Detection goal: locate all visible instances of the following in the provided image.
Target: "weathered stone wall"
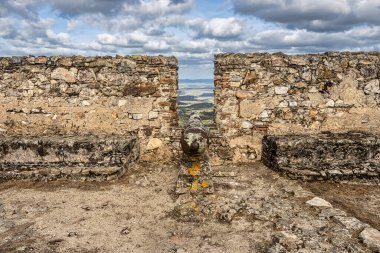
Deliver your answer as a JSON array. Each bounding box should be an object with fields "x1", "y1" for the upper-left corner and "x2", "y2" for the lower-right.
[
  {"x1": 0, "y1": 136, "x2": 139, "y2": 181},
  {"x1": 262, "y1": 132, "x2": 380, "y2": 180},
  {"x1": 0, "y1": 55, "x2": 179, "y2": 161},
  {"x1": 214, "y1": 52, "x2": 380, "y2": 163}
]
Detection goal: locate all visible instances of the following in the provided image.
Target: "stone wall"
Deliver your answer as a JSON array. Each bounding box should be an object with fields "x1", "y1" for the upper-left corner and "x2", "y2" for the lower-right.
[
  {"x1": 0, "y1": 56, "x2": 179, "y2": 161},
  {"x1": 262, "y1": 132, "x2": 380, "y2": 180},
  {"x1": 0, "y1": 136, "x2": 139, "y2": 181},
  {"x1": 214, "y1": 52, "x2": 380, "y2": 163}
]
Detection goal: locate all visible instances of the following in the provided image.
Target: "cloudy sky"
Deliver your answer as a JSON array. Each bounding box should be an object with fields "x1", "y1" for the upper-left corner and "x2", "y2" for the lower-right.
[{"x1": 1, "y1": 0, "x2": 380, "y2": 78}]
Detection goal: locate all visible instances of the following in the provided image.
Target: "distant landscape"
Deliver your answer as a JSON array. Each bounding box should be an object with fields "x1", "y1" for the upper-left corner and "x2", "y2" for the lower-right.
[{"x1": 178, "y1": 79, "x2": 214, "y2": 127}]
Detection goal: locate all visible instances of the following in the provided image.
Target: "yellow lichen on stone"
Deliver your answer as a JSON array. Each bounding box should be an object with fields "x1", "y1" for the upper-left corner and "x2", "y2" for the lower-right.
[
  {"x1": 189, "y1": 201, "x2": 197, "y2": 209},
  {"x1": 192, "y1": 162, "x2": 201, "y2": 171},
  {"x1": 201, "y1": 181, "x2": 209, "y2": 188},
  {"x1": 188, "y1": 160, "x2": 201, "y2": 176},
  {"x1": 188, "y1": 168, "x2": 198, "y2": 176},
  {"x1": 190, "y1": 180, "x2": 199, "y2": 192}
]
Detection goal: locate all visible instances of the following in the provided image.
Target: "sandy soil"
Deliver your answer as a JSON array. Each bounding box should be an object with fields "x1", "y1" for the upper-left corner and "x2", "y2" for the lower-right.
[
  {"x1": 302, "y1": 181, "x2": 380, "y2": 230},
  {"x1": 0, "y1": 162, "x2": 378, "y2": 253}
]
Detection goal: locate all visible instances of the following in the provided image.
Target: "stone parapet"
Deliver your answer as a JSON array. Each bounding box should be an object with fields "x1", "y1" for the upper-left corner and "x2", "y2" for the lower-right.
[
  {"x1": 214, "y1": 52, "x2": 380, "y2": 163},
  {"x1": 0, "y1": 55, "x2": 179, "y2": 161}
]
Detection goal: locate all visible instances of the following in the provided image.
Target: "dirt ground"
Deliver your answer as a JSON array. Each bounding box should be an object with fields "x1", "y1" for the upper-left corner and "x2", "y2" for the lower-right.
[
  {"x1": 0, "y1": 162, "x2": 379, "y2": 253},
  {"x1": 302, "y1": 181, "x2": 380, "y2": 231}
]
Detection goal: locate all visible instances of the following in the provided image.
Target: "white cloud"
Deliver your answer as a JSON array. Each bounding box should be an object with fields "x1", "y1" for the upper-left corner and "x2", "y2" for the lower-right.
[
  {"x1": 0, "y1": 17, "x2": 15, "y2": 37},
  {"x1": 123, "y1": 0, "x2": 194, "y2": 17},
  {"x1": 49, "y1": 0, "x2": 134, "y2": 17},
  {"x1": 97, "y1": 33, "x2": 119, "y2": 45},
  {"x1": 46, "y1": 30, "x2": 71, "y2": 44},
  {"x1": 177, "y1": 39, "x2": 217, "y2": 53},
  {"x1": 188, "y1": 17, "x2": 244, "y2": 39},
  {"x1": 250, "y1": 26, "x2": 380, "y2": 52},
  {"x1": 17, "y1": 18, "x2": 54, "y2": 40},
  {"x1": 67, "y1": 19, "x2": 80, "y2": 31},
  {"x1": 232, "y1": 0, "x2": 380, "y2": 31},
  {"x1": 145, "y1": 40, "x2": 170, "y2": 51}
]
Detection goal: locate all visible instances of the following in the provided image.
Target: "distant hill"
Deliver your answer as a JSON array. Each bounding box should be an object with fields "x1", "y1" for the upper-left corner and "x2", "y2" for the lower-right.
[
  {"x1": 177, "y1": 79, "x2": 215, "y2": 127},
  {"x1": 179, "y1": 79, "x2": 213, "y2": 83}
]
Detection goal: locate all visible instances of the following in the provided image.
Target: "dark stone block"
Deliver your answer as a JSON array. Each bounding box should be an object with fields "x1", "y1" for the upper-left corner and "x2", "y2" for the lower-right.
[
  {"x1": 262, "y1": 132, "x2": 380, "y2": 181},
  {"x1": 0, "y1": 136, "x2": 139, "y2": 181}
]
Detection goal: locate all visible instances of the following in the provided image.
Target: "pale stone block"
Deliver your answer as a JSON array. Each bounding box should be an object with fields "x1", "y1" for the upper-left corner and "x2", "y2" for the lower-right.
[
  {"x1": 278, "y1": 101, "x2": 289, "y2": 108},
  {"x1": 132, "y1": 113, "x2": 143, "y2": 120},
  {"x1": 241, "y1": 121, "x2": 253, "y2": 129},
  {"x1": 364, "y1": 79, "x2": 380, "y2": 95},
  {"x1": 359, "y1": 227, "x2": 380, "y2": 252},
  {"x1": 306, "y1": 197, "x2": 332, "y2": 208},
  {"x1": 325, "y1": 99, "x2": 335, "y2": 107},
  {"x1": 51, "y1": 67, "x2": 76, "y2": 83},
  {"x1": 146, "y1": 138, "x2": 163, "y2": 150},
  {"x1": 118, "y1": 100, "x2": 127, "y2": 107},
  {"x1": 274, "y1": 86, "x2": 289, "y2": 95},
  {"x1": 148, "y1": 111, "x2": 159, "y2": 119},
  {"x1": 239, "y1": 100, "x2": 266, "y2": 118},
  {"x1": 82, "y1": 100, "x2": 90, "y2": 106}
]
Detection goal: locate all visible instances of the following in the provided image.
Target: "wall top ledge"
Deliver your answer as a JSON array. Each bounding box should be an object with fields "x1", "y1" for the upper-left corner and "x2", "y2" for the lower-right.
[
  {"x1": 0, "y1": 55, "x2": 178, "y2": 67},
  {"x1": 215, "y1": 51, "x2": 380, "y2": 59}
]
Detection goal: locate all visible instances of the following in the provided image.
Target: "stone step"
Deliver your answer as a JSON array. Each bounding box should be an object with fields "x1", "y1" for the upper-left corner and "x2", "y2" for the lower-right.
[{"x1": 0, "y1": 136, "x2": 139, "y2": 181}]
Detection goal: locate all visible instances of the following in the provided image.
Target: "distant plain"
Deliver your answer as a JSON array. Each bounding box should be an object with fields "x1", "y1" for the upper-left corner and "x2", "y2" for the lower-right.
[{"x1": 178, "y1": 79, "x2": 214, "y2": 127}]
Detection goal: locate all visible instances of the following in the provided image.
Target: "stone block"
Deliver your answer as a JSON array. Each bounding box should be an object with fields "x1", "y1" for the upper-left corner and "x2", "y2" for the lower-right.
[
  {"x1": 241, "y1": 120, "x2": 253, "y2": 129},
  {"x1": 306, "y1": 197, "x2": 332, "y2": 208},
  {"x1": 132, "y1": 113, "x2": 143, "y2": 120},
  {"x1": 262, "y1": 132, "x2": 380, "y2": 180},
  {"x1": 148, "y1": 111, "x2": 159, "y2": 119},
  {"x1": 274, "y1": 86, "x2": 289, "y2": 95},
  {"x1": 146, "y1": 138, "x2": 163, "y2": 150},
  {"x1": 0, "y1": 136, "x2": 139, "y2": 181},
  {"x1": 359, "y1": 227, "x2": 380, "y2": 252},
  {"x1": 239, "y1": 100, "x2": 266, "y2": 118},
  {"x1": 51, "y1": 67, "x2": 76, "y2": 83},
  {"x1": 364, "y1": 79, "x2": 380, "y2": 95}
]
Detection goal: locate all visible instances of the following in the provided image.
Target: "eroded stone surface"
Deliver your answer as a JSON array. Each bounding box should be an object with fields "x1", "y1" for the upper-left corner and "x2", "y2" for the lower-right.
[
  {"x1": 262, "y1": 132, "x2": 380, "y2": 180},
  {"x1": 0, "y1": 136, "x2": 139, "y2": 181},
  {"x1": 175, "y1": 113, "x2": 214, "y2": 221},
  {"x1": 0, "y1": 55, "x2": 179, "y2": 162},
  {"x1": 214, "y1": 52, "x2": 380, "y2": 164},
  {"x1": 360, "y1": 227, "x2": 380, "y2": 252},
  {"x1": 306, "y1": 197, "x2": 333, "y2": 208},
  {"x1": 146, "y1": 138, "x2": 163, "y2": 150}
]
